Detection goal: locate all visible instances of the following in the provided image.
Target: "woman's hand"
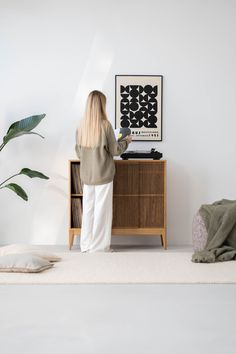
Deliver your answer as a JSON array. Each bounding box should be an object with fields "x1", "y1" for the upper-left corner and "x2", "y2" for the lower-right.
[{"x1": 125, "y1": 135, "x2": 132, "y2": 144}]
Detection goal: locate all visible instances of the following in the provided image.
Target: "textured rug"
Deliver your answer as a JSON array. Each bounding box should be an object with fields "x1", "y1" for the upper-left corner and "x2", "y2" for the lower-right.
[{"x1": 0, "y1": 249, "x2": 236, "y2": 284}]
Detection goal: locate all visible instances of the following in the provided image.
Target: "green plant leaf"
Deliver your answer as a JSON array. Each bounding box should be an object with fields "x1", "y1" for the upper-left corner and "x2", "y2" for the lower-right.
[
  {"x1": 4, "y1": 183, "x2": 28, "y2": 201},
  {"x1": 3, "y1": 114, "x2": 46, "y2": 145},
  {"x1": 20, "y1": 168, "x2": 49, "y2": 179}
]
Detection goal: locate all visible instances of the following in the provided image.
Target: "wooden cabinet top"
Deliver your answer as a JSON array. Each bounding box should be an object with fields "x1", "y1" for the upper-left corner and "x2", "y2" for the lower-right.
[{"x1": 69, "y1": 159, "x2": 166, "y2": 163}]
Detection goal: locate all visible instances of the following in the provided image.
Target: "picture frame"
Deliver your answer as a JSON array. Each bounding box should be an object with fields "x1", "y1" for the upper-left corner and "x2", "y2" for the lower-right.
[{"x1": 115, "y1": 75, "x2": 163, "y2": 141}]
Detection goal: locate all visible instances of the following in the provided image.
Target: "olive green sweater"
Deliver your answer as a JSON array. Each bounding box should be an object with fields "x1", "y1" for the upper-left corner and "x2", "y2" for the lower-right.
[{"x1": 75, "y1": 121, "x2": 129, "y2": 185}]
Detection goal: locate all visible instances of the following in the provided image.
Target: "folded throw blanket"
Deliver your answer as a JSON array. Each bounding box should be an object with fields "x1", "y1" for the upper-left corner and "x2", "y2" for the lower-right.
[{"x1": 192, "y1": 199, "x2": 236, "y2": 263}]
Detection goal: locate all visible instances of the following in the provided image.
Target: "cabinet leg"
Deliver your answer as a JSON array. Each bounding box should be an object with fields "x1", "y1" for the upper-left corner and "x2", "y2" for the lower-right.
[
  {"x1": 161, "y1": 231, "x2": 167, "y2": 250},
  {"x1": 160, "y1": 234, "x2": 164, "y2": 247},
  {"x1": 69, "y1": 231, "x2": 74, "y2": 250}
]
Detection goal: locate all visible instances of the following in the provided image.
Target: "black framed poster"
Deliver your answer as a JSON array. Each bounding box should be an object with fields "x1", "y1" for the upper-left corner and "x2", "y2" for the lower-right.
[{"x1": 115, "y1": 75, "x2": 163, "y2": 141}]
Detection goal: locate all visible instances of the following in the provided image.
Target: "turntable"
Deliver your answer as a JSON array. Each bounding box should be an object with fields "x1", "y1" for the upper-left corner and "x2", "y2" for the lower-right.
[{"x1": 120, "y1": 148, "x2": 163, "y2": 160}]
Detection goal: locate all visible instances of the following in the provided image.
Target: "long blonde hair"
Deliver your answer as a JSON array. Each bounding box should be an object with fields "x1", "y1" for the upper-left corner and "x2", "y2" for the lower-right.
[{"x1": 76, "y1": 90, "x2": 109, "y2": 148}]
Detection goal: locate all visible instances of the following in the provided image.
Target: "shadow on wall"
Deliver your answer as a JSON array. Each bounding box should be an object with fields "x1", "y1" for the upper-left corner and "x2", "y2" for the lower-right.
[
  {"x1": 167, "y1": 159, "x2": 210, "y2": 246},
  {"x1": 163, "y1": 159, "x2": 191, "y2": 247}
]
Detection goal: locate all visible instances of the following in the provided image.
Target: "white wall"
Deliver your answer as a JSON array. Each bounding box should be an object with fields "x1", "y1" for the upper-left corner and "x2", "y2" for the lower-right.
[{"x1": 0, "y1": 0, "x2": 236, "y2": 246}]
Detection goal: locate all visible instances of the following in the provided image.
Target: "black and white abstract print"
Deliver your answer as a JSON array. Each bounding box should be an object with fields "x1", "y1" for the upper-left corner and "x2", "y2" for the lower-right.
[
  {"x1": 120, "y1": 84, "x2": 158, "y2": 128},
  {"x1": 115, "y1": 76, "x2": 163, "y2": 141}
]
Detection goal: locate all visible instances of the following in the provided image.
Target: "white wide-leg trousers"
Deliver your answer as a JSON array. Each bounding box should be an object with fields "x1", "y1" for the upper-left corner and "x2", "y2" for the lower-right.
[{"x1": 80, "y1": 180, "x2": 113, "y2": 252}]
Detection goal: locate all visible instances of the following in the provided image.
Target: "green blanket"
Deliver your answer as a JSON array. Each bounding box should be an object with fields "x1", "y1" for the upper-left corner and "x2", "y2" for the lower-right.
[{"x1": 192, "y1": 199, "x2": 236, "y2": 263}]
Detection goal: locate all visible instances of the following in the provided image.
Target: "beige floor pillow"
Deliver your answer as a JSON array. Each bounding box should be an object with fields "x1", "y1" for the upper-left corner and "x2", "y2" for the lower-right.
[
  {"x1": 0, "y1": 253, "x2": 54, "y2": 273},
  {"x1": 0, "y1": 244, "x2": 61, "y2": 262}
]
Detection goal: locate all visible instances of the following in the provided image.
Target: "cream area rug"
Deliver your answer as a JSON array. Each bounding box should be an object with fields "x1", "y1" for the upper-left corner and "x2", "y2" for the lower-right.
[{"x1": 0, "y1": 246, "x2": 236, "y2": 284}]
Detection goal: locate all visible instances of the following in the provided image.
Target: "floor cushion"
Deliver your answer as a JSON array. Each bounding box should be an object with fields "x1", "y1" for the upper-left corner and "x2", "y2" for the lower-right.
[
  {"x1": 0, "y1": 244, "x2": 61, "y2": 262},
  {"x1": 0, "y1": 253, "x2": 54, "y2": 273}
]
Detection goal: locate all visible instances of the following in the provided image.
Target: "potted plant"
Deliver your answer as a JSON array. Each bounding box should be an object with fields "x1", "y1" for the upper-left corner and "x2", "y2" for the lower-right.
[{"x1": 0, "y1": 114, "x2": 49, "y2": 200}]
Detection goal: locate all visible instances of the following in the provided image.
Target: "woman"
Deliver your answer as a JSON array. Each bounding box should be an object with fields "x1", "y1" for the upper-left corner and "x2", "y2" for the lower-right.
[{"x1": 75, "y1": 90, "x2": 132, "y2": 252}]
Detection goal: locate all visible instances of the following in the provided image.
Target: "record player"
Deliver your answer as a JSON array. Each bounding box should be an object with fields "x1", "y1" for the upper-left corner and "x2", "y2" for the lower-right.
[{"x1": 120, "y1": 148, "x2": 163, "y2": 160}]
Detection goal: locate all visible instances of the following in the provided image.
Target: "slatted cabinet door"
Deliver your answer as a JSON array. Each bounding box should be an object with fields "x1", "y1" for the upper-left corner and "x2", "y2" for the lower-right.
[
  {"x1": 139, "y1": 161, "x2": 165, "y2": 228},
  {"x1": 112, "y1": 160, "x2": 167, "y2": 249},
  {"x1": 113, "y1": 162, "x2": 139, "y2": 227}
]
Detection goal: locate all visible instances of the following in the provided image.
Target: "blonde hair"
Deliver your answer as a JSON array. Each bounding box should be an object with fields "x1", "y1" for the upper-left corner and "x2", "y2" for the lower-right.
[{"x1": 76, "y1": 90, "x2": 109, "y2": 148}]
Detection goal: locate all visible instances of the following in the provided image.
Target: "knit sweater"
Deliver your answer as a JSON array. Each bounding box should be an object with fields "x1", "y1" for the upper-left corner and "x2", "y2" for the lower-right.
[{"x1": 75, "y1": 121, "x2": 129, "y2": 185}]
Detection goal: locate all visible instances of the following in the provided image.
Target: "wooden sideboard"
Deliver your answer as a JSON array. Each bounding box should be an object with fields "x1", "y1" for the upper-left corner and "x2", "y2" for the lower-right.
[{"x1": 69, "y1": 159, "x2": 167, "y2": 250}]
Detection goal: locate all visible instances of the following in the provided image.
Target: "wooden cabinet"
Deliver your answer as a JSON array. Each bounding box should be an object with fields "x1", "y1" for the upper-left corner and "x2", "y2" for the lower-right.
[{"x1": 68, "y1": 159, "x2": 167, "y2": 249}]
